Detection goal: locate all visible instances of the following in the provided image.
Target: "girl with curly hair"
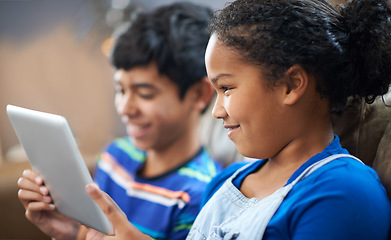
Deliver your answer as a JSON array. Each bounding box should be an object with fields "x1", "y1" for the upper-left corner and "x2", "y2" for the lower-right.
[{"x1": 86, "y1": 0, "x2": 391, "y2": 239}]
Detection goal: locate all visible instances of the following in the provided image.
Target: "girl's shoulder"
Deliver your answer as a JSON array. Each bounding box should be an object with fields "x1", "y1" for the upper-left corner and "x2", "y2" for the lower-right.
[
  {"x1": 308, "y1": 156, "x2": 383, "y2": 190},
  {"x1": 288, "y1": 156, "x2": 390, "y2": 220},
  {"x1": 272, "y1": 157, "x2": 391, "y2": 239}
]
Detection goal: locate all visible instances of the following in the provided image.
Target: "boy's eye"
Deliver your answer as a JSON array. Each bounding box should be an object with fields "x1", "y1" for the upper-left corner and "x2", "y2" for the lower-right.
[
  {"x1": 114, "y1": 87, "x2": 125, "y2": 95},
  {"x1": 137, "y1": 89, "x2": 157, "y2": 99},
  {"x1": 139, "y1": 94, "x2": 155, "y2": 99}
]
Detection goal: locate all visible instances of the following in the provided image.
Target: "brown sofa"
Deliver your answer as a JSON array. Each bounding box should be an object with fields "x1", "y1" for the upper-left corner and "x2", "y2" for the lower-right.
[{"x1": 332, "y1": 93, "x2": 391, "y2": 199}]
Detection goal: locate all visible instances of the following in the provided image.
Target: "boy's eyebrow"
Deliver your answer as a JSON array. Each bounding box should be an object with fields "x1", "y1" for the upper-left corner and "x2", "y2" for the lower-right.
[
  {"x1": 210, "y1": 74, "x2": 231, "y2": 84},
  {"x1": 130, "y1": 83, "x2": 157, "y2": 89},
  {"x1": 113, "y1": 79, "x2": 157, "y2": 89}
]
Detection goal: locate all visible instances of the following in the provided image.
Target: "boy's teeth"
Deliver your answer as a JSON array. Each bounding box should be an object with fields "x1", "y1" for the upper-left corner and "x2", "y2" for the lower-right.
[{"x1": 131, "y1": 125, "x2": 144, "y2": 131}]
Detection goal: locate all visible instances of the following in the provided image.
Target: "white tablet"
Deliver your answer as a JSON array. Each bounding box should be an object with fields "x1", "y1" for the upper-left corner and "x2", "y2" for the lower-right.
[{"x1": 6, "y1": 105, "x2": 113, "y2": 235}]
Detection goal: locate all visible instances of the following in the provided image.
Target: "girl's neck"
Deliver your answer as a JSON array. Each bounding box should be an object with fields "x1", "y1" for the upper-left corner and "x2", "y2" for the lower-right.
[
  {"x1": 269, "y1": 87, "x2": 335, "y2": 168},
  {"x1": 270, "y1": 127, "x2": 334, "y2": 167},
  {"x1": 241, "y1": 128, "x2": 334, "y2": 200}
]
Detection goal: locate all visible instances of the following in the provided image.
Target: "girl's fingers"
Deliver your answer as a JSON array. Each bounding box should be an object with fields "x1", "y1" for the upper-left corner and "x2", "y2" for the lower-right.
[
  {"x1": 18, "y1": 171, "x2": 53, "y2": 213},
  {"x1": 18, "y1": 188, "x2": 52, "y2": 204},
  {"x1": 86, "y1": 184, "x2": 152, "y2": 240},
  {"x1": 86, "y1": 184, "x2": 125, "y2": 232},
  {"x1": 85, "y1": 228, "x2": 106, "y2": 240},
  {"x1": 26, "y1": 201, "x2": 56, "y2": 212},
  {"x1": 22, "y1": 169, "x2": 44, "y2": 185},
  {"x1": 17, "y1": 173, "x2": 52, "y2": 209},
  {"x1": 17, "y1": 176, "x2": 49, "y2": 195}
]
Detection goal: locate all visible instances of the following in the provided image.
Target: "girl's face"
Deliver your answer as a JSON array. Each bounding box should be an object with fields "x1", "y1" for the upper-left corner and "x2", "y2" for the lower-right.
[{"x1": 205, "y1": 35, "x2": 290, "y2": 159}]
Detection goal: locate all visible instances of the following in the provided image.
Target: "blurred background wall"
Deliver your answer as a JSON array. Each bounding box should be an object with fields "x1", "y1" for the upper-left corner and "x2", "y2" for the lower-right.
[
  {"x1": 0, "y1": 0, "x2": 345, "y2": 239},
  {"x1": 0, "y1": 0, "x2": 230, "y2": 166}
]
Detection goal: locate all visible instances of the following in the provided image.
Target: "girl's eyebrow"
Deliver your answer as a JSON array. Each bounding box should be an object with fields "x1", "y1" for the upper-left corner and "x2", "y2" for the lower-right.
[{"x1": 210, "y1": 74, "x2": 231, "y2": 84}]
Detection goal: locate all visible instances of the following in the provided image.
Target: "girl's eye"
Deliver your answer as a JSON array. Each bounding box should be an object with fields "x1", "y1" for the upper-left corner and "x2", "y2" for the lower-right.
[{"x1": 220, "y1": 86, "x2": 232, "y2": 93}]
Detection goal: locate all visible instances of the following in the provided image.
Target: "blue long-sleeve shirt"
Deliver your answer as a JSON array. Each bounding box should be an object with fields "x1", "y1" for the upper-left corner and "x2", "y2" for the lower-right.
[{"x1": 199, "y1": 136, "x2": 391, "y2": 239}]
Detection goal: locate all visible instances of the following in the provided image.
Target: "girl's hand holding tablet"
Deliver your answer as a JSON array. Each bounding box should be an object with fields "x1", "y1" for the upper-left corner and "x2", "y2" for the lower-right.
[
  {"x1": 85, "y1": 184, "x2": 151, "y2": 240},
  {"x1": 18, "y1": 170, "x2": 80, "y2": 240}
]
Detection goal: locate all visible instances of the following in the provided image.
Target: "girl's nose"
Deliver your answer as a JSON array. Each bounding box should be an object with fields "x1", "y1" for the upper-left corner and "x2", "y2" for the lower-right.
[{"x1": 212, "y1": 95, "x2": 227, "y2": 119}]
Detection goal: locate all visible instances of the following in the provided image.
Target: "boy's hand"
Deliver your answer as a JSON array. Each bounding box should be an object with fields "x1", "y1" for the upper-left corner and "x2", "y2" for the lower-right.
[
  {"x1": 17, "y1": 169, "x2": 80, "y2": 240},
  {"x1": 86, "y1": 184, "x2": 152, "y2": 240}
]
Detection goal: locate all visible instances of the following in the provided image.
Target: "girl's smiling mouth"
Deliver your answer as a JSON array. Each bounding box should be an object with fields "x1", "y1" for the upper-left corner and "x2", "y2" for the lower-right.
[{"x1": 224, "y1": 124, "x2": 240, "y2": 138}]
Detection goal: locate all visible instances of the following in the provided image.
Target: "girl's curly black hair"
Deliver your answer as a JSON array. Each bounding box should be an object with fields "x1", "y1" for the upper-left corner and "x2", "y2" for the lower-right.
[{"x1": 208, "y1": 0, "x2": 391, "y2": 112}]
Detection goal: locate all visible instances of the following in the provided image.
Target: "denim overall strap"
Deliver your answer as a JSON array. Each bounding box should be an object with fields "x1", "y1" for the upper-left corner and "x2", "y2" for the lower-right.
[
  {"x1": 289, "y1": 154, "x2": 363, "y2": 186},
  {"x1": 187, "y1": 154, "x2": 363, "y2": 240}
]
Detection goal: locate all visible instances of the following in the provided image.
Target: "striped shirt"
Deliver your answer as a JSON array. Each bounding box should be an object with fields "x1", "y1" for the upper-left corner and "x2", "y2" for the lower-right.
[{"x1": 93, "y1": 137, "x2": 222, "y2": 240}]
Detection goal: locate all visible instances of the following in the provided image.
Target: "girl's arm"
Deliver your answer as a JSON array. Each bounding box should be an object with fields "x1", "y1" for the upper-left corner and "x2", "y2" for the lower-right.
[
  {"x1": 17, "y1": 170, "x2": 80, "y2": 240},
  {"x1": 85, "y1": 184, "x2": 152, "y2": 240}
]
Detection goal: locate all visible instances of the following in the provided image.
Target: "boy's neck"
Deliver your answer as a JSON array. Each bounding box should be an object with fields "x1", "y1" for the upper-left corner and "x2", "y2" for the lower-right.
[{"x1": 139, "y1": 128, "x2": 201, "y2": 178}]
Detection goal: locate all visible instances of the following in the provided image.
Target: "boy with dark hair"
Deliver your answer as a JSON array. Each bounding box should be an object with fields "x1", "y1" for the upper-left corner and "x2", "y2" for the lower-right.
[{"x1": 17, "y1": 2, "x2": 222, "y2": 240}]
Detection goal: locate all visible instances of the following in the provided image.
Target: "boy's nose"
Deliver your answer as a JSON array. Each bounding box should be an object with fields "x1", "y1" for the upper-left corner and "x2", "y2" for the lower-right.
[{"x1": 116, "y1": 94, "x2": 138, "y2": 117}]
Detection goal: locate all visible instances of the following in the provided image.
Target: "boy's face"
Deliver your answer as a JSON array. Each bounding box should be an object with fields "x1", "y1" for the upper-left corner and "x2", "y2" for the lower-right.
[
  {"x1": 205, "y1": 35, "x2": 289, "y2": 159},
  {"x1": 114, "y1": 62, "x2": 197, "y2": 152}
]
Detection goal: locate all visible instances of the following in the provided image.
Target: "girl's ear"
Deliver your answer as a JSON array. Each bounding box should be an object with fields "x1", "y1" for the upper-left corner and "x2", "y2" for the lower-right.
[
  {"x1": 283, "y1": 65, "x2": 310, "y2": 105},
  {"x1": 192, "y1": 77, "x2": 215, "y2": 112}
]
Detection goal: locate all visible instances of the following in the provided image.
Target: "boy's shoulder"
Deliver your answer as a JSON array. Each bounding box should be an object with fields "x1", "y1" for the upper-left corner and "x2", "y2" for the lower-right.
[
  {"x1": 97, "y1": 137, "x2": 145, "y2": 175},
  {"x1": 174, "y1": 147, "x2": 224, "y2": 188},
  {"x1": 107, "y1": 137, "x2": 146, "y2": 162}
]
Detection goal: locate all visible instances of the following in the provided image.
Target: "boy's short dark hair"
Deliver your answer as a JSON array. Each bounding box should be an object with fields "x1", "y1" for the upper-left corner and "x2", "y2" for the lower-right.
[{"x1": 110, "y1": 2, "x2": 213, "y2": 99}]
